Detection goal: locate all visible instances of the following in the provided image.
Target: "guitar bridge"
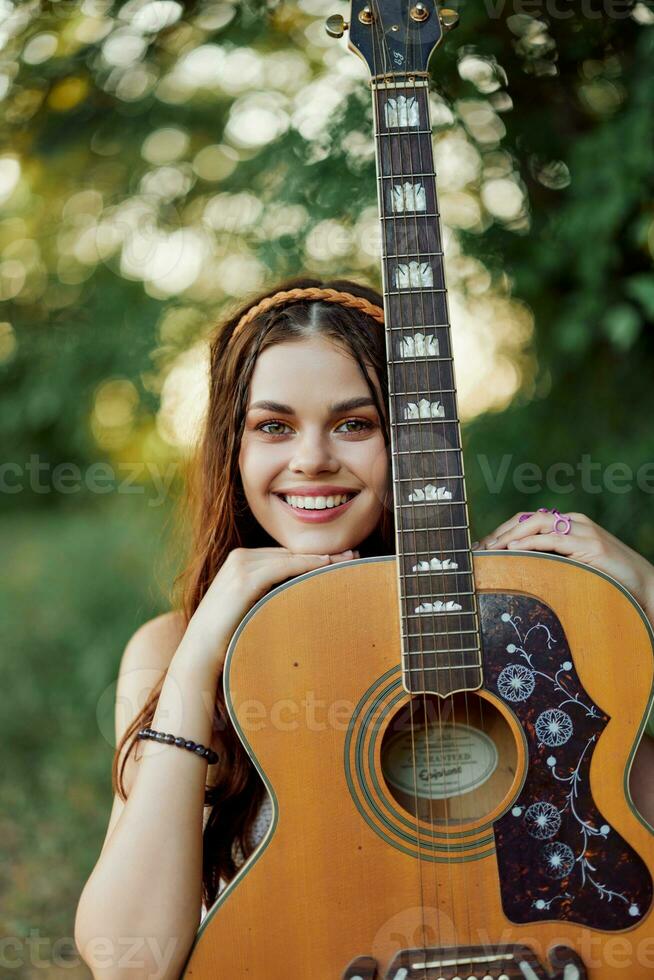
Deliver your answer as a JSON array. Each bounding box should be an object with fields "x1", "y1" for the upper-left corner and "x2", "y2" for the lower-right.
[{"x1": 343, "y1": 945, "x2": 587, "y2": 979}]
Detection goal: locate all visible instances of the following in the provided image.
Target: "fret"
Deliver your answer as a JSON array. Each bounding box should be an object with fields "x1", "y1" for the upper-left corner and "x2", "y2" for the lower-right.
[
  {"x1": 391, "y1": 422, "x2": 460, "y2": 429},
  {"x1": 391, "y1": 389, "x2": 456, "y2": 396},
  {"x1": 392, "y1": 452, "x2": 464, "y2": 460},
  {"x1": 403, "y1": 629, "x2": 479, "y2": 639},
  {"x1": 378, "y1": 128, "x2": 434, "y2": 137},
  {"x1": 404, "y1": 648, "x2": 481, "y2": 658},
  {"x1": 378, "y1": 172, "x2": 436, "y2": 182},
  {"x1": 402, "y1": 646, "x2": 481, "y2": 658},
  {"x1": 385, "y1": 250, "x2": 444, "y2": 261},
  {"x1": 401, "y1": 547, "x2": 472, "y2": 555},
  {"x1": 385, "y1": 291, "x2": 447, "y2": 300},
  {"x1": 395, "y1": 415, "x2": 463, "y2": 426},
  {"x1": 388, "y1": 356, "x2": 451, "y2": 364},
  {"x1": 397, "y1": 523, "x2": 470, "y2": 531},
  {"x1": 396, "y1": 499, "x2": 469, "y2": 511},
  {"x1": 405, "y1": 588, "x2": 476, "y2": 597},
  {"x1": 387, "y1": 320, "x2": 450, "y2": 333},
  {"x1": 395, "y1": 415, "x2": 461, "y2": 424},
  {"x1": 403, "y1": 660, "x2": 482, "y2": 673},
  {"x1": 380, "y1": 212, "x2": 440, "y2": 221},
  {"x1": 402, "y1": 630, "x2": 479, "y2": 640}
]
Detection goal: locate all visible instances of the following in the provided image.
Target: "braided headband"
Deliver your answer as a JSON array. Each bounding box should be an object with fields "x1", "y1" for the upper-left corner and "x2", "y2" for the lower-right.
[{"x1": 228, "y1": 287, "x2": 385, "y2": 346}]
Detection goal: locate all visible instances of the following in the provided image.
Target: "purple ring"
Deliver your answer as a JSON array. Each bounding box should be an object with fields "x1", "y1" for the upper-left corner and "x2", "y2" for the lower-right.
[{"x1": 552, "y1": 509, "x2": 572, "y2": 535}]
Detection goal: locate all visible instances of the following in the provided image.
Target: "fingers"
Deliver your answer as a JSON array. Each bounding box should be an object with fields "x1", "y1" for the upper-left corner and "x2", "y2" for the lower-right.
[
  {"x1": 300, "y1": 549, "x2": 359, "y2": 563},
  {"x1": 499, "y1": 531, "x2": 579, "y2": 556},
  {"x1": 478, "y1": 510, "x2": 592, "y2": 550}
]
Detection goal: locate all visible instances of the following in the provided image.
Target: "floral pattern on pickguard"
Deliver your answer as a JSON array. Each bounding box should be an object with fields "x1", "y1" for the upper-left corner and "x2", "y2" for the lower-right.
[{"x1": 480, "y1": 593, "x2": 652, "y2": 929}]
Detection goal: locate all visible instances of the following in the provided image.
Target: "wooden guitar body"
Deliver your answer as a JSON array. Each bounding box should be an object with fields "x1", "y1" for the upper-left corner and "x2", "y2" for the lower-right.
[{"x1": 182, "y1": 552, "x2": 654, "y2": 979}]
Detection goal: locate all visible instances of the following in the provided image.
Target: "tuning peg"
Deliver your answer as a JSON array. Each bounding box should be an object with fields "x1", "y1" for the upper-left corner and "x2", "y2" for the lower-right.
[
  {"x1": 439, "y1": 8, "x2": 460, "y2": 30},
  {"x1": 325, "y1": 13, "x2": 349, "y2": 38}
]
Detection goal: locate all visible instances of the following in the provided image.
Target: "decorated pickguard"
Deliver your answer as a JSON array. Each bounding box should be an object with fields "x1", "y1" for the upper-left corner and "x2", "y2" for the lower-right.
[{"x1": 480, "y1": 593, "x2": 652, "y2": 929}]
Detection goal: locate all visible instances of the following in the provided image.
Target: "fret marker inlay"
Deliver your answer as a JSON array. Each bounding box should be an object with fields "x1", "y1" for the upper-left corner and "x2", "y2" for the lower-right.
[
  {"x1": 414, "y1": 599, "x2": 463, "y2": 613},
  {"x1": 398, "y1": 332, "x2": 439, "y2": 357},
  {"x1": 394, "y1": 261, "x2": 433, "y2": 290},
  {"x1": 412, "y1": 557, "x2": 459, "y2": 572},
  {"x1": 403, "y1": 399, "x2": 445, "y2": 419},
  {"x1": 385, "y1": 95, "x2": 420, "y2": 128},
  {"x1": 391, "y1": 181, "x2": 426, "y2": 213},
  {"x1": 408, "y1": 483, "x2": 452, "y2": 502}
]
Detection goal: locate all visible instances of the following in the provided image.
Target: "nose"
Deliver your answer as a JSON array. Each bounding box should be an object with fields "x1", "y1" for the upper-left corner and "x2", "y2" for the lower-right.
[{"x1": 288, "y1": 428, "x2": 340, "y2": 476}]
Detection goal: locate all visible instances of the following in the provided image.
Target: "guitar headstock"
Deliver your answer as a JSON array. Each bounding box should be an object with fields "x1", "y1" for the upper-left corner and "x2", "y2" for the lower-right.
[{"x1": 326, "y1": 1, "x2": 459, "y2": 79}]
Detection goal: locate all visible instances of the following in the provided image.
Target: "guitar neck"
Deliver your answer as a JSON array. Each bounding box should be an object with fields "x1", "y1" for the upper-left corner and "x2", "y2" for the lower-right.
[{"x1": 372, "y1": 77, "x2": 482, "y2": 696}]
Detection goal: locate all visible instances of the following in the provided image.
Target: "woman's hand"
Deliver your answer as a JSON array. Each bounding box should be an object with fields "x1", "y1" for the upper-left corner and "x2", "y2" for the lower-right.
[
  {"x1": 474, "y1": 510, "x2": 654, "y2": 620},
  {"x1": 182, "y1": 546, "x2": 359, "y2": 673}
]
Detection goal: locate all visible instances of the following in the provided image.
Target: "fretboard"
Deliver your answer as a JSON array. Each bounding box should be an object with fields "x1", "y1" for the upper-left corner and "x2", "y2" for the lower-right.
[{"x1": 372, "y1": 78, "x2": 481, "y2": 698}]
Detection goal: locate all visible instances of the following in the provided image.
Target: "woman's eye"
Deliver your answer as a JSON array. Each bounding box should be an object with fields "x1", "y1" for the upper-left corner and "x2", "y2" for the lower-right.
[
  {"x1": 257, "y1": 420, "x2": 290, "y2": 436},
  {"x1": 256, "y1": 418, "x2": 373, "y2": 437},
  {"x1": 339, "y1": 419, "x2": 373, "y2": 433}
]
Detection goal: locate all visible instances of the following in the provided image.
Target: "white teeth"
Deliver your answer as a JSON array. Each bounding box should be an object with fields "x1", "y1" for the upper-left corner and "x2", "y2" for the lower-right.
[{"x1": 282, "y1": 493, "x2": 353, "y2": 510}]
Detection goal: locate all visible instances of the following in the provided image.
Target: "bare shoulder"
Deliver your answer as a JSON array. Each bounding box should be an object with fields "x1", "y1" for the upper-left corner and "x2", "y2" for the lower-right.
[{"x1": 121, "y1": 609, "x2": 187, "y2": 673}]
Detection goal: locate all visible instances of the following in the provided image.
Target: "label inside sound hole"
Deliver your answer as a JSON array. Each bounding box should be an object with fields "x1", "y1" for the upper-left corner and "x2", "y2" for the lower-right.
[{"x1": 382, "y1": 724, "x2": 498, "y2": 799}]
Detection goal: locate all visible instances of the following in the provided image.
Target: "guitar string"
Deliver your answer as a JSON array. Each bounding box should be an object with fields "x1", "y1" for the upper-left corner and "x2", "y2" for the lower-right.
[
  {"x1": 384, "y1": 13, "x2": 456, "y2": 961},
  {"x1": 379, "y1": 10, "x2": 456, "y2": 961},
  {"x1": 370, "y1": 13, "x2": 502, "y2": 974},
  {"x1": 405, "y1": 52, "x2": 461, "y2": 963},
  {"x1": 403, "y1": 20, "x2": 480, "y2": 965},
  {"x1": 392, "y1": 14, "x2": 442, "y2": 969},
  {"x1": 368, "y1": 7, "x2": 429, "y2": 967},
  {"x1": 412, "y1": 54, "x2": 478, "y2": 966},
  {"x1": 399, "y1": 35, "x2": 454, "y2": 962},
  {"x1": 410, "y1": 20, "x2": 486, "y2": 958}
]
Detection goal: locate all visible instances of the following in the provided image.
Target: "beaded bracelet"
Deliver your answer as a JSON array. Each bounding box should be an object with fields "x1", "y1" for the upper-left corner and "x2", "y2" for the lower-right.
[{"x1": 137, "y1": 727, "x2": 219, "y2": 765}]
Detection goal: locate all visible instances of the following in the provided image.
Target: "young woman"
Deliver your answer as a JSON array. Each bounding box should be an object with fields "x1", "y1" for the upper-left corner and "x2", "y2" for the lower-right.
[{"x1": 74, "y1": 276, "x2": 654, "y2": 979}]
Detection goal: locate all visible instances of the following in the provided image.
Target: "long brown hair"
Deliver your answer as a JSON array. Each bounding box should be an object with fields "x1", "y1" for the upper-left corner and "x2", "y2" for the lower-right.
[{"x1": 112, "y1": 275, "x2": 395, "y2": 907}]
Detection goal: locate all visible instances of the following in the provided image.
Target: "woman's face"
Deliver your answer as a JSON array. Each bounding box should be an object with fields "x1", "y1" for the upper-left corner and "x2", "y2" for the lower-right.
[{"x1": 239, "y1": 335, "x2": 390, "y2": 556}]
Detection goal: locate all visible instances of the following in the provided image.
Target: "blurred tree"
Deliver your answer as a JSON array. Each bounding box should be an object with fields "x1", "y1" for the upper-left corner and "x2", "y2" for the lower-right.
[{"x1": 1, "y1": 0, "x2": 652, "y2": 550}]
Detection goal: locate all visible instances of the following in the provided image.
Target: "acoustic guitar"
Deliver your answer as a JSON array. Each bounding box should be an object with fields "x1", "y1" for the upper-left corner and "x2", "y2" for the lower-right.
[{"x1": 181, "y1": 3, "x2": 654, "y2": 977}]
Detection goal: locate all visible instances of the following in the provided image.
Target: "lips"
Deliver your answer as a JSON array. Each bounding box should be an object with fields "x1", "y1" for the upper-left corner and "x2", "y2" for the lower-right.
[{"x1": 273, "y1": 492, "x2": 358, "y2": 523}]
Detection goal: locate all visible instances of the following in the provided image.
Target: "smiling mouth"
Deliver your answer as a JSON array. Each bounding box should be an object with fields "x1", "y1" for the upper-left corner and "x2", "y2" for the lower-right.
[{"x1": 273, "y1": 492, "x2": 359, "y2": 514}]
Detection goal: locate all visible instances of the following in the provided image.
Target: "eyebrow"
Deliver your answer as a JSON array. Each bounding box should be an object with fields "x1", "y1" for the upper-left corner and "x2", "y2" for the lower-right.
[{"x1": 248, "y1": 397, "x2": 377, "y2": 414}]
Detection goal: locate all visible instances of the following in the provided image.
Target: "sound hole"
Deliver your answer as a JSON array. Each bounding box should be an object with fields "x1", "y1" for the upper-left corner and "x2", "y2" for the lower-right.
[{"x1": 380, "y1": 693, "x2": 518, "y2": 825}]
